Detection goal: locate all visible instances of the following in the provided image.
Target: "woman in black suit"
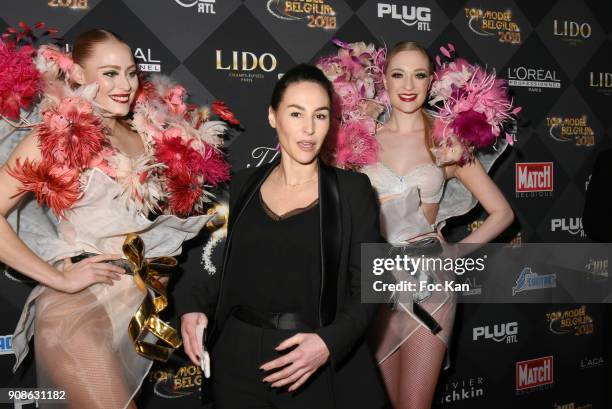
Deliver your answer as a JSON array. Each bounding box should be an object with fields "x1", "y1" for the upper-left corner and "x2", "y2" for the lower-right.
[{"x1": 176, "y1": 64, "x2": 389, "y2": 408}]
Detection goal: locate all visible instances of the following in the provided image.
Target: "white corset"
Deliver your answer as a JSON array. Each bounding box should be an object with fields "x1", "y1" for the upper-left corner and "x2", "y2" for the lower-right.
[
  {"x1": 362, "y1": 138, "x2": 509, "y2": 244},
  {"x1": 362, "y1": 162, "x2": 444, "y2": 243}
]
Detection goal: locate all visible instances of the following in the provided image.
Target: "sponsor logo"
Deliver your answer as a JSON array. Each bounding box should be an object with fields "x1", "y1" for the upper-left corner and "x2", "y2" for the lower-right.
[
  {"x1": 148, "y1": 363, "x2": 202, "y2": 398},
  {"x1": 580, "y1": 355, "x2": 604, "y2": 370},
  {"x1": 512, "y1": 267, "x2": 556, "y2": 295},
  {"x1": 553, "y1": 20, "x2": 591, "y2": 45},
  {"x1": 515, "y1": 162, "x2": 553, "y2": 198},
  {"x1": 588, "y1": 72, "x2": 612, "y2": 96},
  {"x1": 467, "y1": 220, "x2": 484, "y2": 233},
  {"x1": 473, "y1": 322, "x2": 518, "y2": 343},
  {"x1": 266, "y1": 0, "x2": 337, "y2": 30},
  {"x1": 516, "y1": 356, "x2": 553, "y2": 392},
  {"x1": 134, "y1": 48, "x2": 162, "y2": 73},
  {"x1": 48, "y1": 0, "x2": 88, "y2": 8},
  {"x1": 546, "y1": 116, "x2": 595, "y2": 147},
  {"x1": 550, "y1": 217, "x2": 585, "y2": 237},
  {"x1": 463, "y1": 7, "x2": 521, "y2": 44},
  {"x1": 174, "y1": 0, "x2": 216, "y2": 14},
  {"x1": 377, "y1": 3, "x2": 431, "y2": 31},
  {"x1": 585, "y1": 258, "x2": 608, "y2": 282},
  {"x1": 0, "y1": 335, "x2": 13, "y2": 355},
  {"x1": 507, "y1": 66, "x2": 561, "y2": 92},
  {"x1": 546, "y1": 305, "x2": 593, "y2": 336},
  {"x1": 439, "y1": 377, "x2": 485, "y2": 404},
  {"x1": 215, "y1": 50, "x2": 278, "y2": 83},
  {"x1": 246, "y1": 146, "x2": 280, "y2": 168}
]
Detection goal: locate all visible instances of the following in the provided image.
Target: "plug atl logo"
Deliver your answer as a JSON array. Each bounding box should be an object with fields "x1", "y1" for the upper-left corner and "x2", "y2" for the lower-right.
[
  {"x1": 551, "y1": 218, "x2": 583, "y2": 235},
  {"x1": 516, "y1": 356, "x2": 553, "y2": 391},
  {"x1": 473, "y1": 322, "x2": 518, "y2": 343},
  {"x1": 174, "y1": 0, "x2": 215, "y2": 14},
  {"x1": 377, "y1": 3, "x2": 431, "y2": 30}
]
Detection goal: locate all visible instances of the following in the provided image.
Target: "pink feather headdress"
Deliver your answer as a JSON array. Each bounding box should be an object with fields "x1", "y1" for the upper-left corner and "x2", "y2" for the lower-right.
[
  {"x1": 316, "y1": 39, "x2": 387, "y2": 169},
  {"x1": 1, "y1": 22, "x2": 238, "y2": 218},
  {"x1": 429, "y1": 43, "x2": 521, "y2": 165},
  {"x1": 318, "y1": 40, "x2": 521, "y2": 169}
]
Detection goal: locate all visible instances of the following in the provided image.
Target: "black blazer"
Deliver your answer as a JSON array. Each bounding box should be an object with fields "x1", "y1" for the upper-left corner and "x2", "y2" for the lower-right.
[
  {"x1": 176, "y1": 159, "x2": 388, "y2": 407},
  {"x1": 583, "y1": 148, "x2": 612, "y2": 242}
]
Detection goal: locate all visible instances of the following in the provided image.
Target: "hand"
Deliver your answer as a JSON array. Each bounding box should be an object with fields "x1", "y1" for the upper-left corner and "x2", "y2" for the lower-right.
[
  {"x1": 181, "y1": 312, "x2": 208, "y2": 366},
  {"x1": 260, "y1": 333, "x2": 330, "y2": 392},
  {"x1": 54, "y1": 254, "x2": 125, "y2": 294}
]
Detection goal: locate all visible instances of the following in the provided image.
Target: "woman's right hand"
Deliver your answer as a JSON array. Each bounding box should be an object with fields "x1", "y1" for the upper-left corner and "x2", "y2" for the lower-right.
[
  {"x1": 181, "y1": 312, "x2": 208, "y2": 366},
  {"x1": 53, "y1": 254, "x2": 125, "y2": 294}
]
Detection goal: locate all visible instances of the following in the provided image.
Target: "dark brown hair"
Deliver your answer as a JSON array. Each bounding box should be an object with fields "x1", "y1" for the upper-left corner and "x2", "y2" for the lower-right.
[{"x1": 270, "y1": 63, "x2": 333, "y2": 112}]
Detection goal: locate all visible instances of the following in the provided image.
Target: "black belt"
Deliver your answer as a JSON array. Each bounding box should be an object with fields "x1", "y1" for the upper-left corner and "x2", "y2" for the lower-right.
[{"x1": 232, "y1": 306, "x2": 312, "y2": 331}]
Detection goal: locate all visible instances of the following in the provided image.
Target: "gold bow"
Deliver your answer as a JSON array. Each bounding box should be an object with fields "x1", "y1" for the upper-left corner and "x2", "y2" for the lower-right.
[{"x1": 123, "y1": 233, "x2": 181, "y2": 362}]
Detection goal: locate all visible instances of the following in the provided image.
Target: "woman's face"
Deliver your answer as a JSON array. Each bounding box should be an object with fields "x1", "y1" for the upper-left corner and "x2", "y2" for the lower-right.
[
  {"x1": 384, "y1": 49, "x2": 432, "y2": 114},
  {"x1": 75, "y1": 40, "x2": 139, "y2": 117},
  {"x1": 268, "y1": 81, "x2": 331, "y2": 165}
]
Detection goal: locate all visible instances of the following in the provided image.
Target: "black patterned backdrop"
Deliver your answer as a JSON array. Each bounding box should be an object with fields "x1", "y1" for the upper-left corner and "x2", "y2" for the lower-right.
[{"x1": 0, "y1": 1, "x2": 610, "y2": 408}]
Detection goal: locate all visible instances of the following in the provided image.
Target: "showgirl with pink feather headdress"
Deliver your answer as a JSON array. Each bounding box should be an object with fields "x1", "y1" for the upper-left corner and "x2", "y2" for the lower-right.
[
  {"x1": 318, "y1": 39, "x2": 518, "y2": 409},
  {"x1": 316, "y1": 40, "x2": 520, "y2": 169},
  {"x1": 0, "y1": 23, "x2": 239, "y2": 409}
]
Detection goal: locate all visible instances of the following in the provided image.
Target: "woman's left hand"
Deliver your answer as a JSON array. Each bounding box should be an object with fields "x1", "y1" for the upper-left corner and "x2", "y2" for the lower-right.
[{"x1": 260, "y1": 333, "x2": 330, "y2": 391}]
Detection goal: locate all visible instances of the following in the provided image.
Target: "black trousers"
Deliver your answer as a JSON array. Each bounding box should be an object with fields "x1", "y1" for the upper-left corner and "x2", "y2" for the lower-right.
[{"x1": 211, "y1": 314, "x2": 335, "y2": 409}]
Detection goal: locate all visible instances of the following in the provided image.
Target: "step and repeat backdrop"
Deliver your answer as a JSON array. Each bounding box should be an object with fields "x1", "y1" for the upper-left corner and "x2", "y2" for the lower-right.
[{"x1": 0, "y1": 0, "x2": 610, "y2": 408}]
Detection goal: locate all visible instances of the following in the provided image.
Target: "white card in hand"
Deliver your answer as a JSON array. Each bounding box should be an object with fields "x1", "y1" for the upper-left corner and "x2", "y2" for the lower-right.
[{"x1": 195, "y1": 323, "x2": 210, "y2": 378}]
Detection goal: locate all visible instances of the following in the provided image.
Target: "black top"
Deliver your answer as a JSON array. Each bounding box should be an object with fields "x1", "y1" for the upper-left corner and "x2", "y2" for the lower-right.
[{"x1": 223, "y1": 188, "x2": 321, "y2": 327}]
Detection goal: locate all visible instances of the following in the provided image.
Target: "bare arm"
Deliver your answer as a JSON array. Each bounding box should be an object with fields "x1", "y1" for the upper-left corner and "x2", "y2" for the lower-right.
[
  {"x1": 448, "y1": 160, "x2": 514, "y2": 244},
  {"x1": 0, "y1": 131, "x2": 124, "y2": 292}
]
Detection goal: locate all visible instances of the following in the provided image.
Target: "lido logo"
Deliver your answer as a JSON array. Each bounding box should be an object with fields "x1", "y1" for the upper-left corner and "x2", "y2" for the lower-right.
[
  {"x1": 554, "y1": 20, "x2": 591, "y2": 39},
  {"x1": 174, "y1": 0, "x2": 216, "y2": 14},
  {"x1": 216, "y1": 50, "x2": 277, "y2": 73},
  {"x1": 377, "y1": 3, "x2": 431, "y2": 31}
]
